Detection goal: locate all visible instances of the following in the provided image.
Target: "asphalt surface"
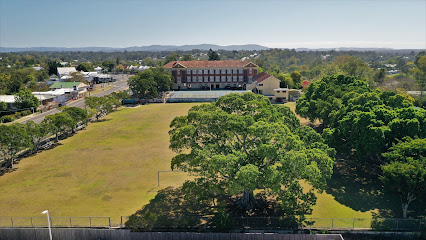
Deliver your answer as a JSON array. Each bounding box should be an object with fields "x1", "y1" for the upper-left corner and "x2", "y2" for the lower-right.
[{"x1": 21, "y1": 75, "x2": 129, "y2": 124}]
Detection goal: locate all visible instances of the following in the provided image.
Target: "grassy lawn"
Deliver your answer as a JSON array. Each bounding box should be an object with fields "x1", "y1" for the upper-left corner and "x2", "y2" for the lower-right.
[
  {"x1": 0, "y1": 103, "x2": 197, "y2": 222},
  {"x1": 0, "y1": 101, "x2": 376, "y2": 226}
]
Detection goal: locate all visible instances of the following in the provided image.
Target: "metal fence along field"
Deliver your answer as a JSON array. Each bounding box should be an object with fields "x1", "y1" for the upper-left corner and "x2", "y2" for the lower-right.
[{"x1": 1, "y1": 216, "x2": 424, "y2": 231}]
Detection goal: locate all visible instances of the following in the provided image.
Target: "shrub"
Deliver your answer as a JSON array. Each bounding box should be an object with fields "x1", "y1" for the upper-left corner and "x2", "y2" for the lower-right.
[
  {"x1": 21, "y1": 110, "x2": 32, "y2": 116},
  {"x1": 14, "y1": 112, "x2": 22, "y2": 117},
  {"x1": 1, "y1": 115, "x2": 15, "y2": 123}
]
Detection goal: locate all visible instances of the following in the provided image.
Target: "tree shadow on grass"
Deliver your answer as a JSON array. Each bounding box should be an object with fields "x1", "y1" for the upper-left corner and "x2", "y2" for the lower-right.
[
  {"x1": 126, "y1": 187, "x2": 299, "y2": 231},
  {"x1": 326, "y1": 147, "x2": 425, "y2": 219}
]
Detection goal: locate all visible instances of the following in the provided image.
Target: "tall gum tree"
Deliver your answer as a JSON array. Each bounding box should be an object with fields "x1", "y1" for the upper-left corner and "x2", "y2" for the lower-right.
[{"x1": 169, "y1": 93, "x2": 335, "y2": 220}]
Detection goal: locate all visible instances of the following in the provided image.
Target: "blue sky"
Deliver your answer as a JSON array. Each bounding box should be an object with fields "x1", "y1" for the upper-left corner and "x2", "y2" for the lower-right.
[{"x1": 1, "y1": 0, "x2": 425, "y2": 49}]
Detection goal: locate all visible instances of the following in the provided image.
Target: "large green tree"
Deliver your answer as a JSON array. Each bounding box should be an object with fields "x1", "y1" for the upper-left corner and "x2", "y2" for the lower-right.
[
  {"x1": 297, "y1": 75, "x2": 422, "y2": 160},
  {"x1": 169, "y1": 93, "x2": 335, "y2": 221},
  {"x1": 412, "y1": 52, "x2": 426, "y2": 102},
  {"x1": 208, "y1": 49, "x2": 220, "y2": 61},
  {"x1": 43, "y1": 112, "x2": 73, "y2": 142},
  {"x1": 0, "y1": 124, "x2": 31, "y2": 168},
  {"x1": 85, "y1": 96, "x2": 119, "y2": 120},
  {"x1": 25, "y1": 121, "x2": 53, "y2": 152},
  {"x1": 15, "y1": 89, "x2": 40, "y2": 110},
  {"x1": 62, "y1": 106, "x2": 88, "y2": 132},
  {"x1": 128, "y1": 67, "x2": 173, "y2": 99},
  {"x1": 380, "y1": 138, "x2": 426, "y2": 218},
  {"x1": 76, "y1": 62, "x2": 94, "y2": 72}
]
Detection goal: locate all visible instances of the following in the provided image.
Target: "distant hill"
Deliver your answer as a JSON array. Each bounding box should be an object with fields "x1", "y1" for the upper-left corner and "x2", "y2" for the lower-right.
[
  {"x1": 294, "y1": 47, "x2": 424, "y2": 53},
  {"x1": 0, "y1": 44, "x2": 269, "y2": 53}
]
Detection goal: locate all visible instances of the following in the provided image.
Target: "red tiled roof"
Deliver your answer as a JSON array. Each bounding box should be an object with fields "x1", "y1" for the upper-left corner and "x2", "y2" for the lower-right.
[
  {"x1": 163, "y1": 60, "x2": 254, "y2": 68},
  {"x1": 253, "y1": 72, "x2": 272, "y2": 83}
]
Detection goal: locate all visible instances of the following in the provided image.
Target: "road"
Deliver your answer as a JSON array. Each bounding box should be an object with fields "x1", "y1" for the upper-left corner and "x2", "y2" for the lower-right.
[{"x1": 21, "y1": 75, "x2": 129, "y2": 124}]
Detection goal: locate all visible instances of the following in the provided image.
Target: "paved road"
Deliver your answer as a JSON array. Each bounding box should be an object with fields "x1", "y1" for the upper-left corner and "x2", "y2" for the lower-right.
[{"x1": 21, "y1": 75, "x2": 129, "y2": 124}]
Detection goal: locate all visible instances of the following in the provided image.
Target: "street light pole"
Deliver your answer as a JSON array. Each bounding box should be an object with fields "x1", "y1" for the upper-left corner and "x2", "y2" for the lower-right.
[{"x1": 41, "y1": 210, "x2": 52, "y2": 240}]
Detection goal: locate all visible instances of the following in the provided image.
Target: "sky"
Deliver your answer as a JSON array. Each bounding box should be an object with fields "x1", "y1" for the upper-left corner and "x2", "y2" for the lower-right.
[{"x1": 0, "y1": 0, "x2": 425, "y2": 49}]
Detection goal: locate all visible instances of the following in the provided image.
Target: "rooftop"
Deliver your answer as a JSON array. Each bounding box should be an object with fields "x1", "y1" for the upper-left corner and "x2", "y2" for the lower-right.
[
  {"x1": 0, "y1": 95, "x2": 17, "y2": 103},
  {"x1": 163, "y1": 60, "x2": 257, "y2": 69},
  {"x1": 50, "y1": 82, "x2": 84, "y2": 89},
  {"x1": 57, "y1": 67, "x2": 77, "y2": 76},
  {"x1": 253, "y1": 72, "x2": 272, "y2": 83}
]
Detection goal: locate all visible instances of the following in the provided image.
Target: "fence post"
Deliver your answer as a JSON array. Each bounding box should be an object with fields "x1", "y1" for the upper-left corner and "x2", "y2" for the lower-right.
[
  {"x1": 109, "y1": 217, "x2": 111, "y2": 228},
  {"x1": 50, "y1": 217, "x2": 53, "y2": 227},
  {"x1": 331, "y1": 218, "x2": 334, "y2": 230},
  {"x1": 31, "y1": 217, "x2": 34, "y2": 228},
  {"x1": 70, "y1": 217, "x2": 72, "y2": 227},
  {"x1": 120, "y1": 216, "x2": 123, "y2": 228},
  {"x1": 353, "y1": 218, "x2": 355, "y2": 230},
  {"x1": 89, "y1": 217, "x2": 92, "y2": 228},
  {"x1": 11, "y1": 217, "x2": 13, "y2": 227},
  {"x1": 157, "y1": 171, "x2": 160, "y2": 187}
]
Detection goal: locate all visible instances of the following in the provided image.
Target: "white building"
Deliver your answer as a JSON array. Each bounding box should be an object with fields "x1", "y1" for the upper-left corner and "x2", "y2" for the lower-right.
[
  {"x1": 94, "y1": 66, "x2": 103, "y2": 73},
  {"x1": 0, "y1": 95, "x2": 17, "y2": 111},
  {"x1": 57, "y1": 67, "x2": 77, "y2": 78}
]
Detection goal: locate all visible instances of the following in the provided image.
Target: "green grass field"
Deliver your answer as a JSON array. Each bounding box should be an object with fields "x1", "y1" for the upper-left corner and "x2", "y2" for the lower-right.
[{"x1": 0, "y1": 102, "x2": 375, "y2": 226}]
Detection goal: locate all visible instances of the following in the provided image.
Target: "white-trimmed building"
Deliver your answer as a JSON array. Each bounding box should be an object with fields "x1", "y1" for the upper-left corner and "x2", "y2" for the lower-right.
[{"x1": 57, "y1": 67, "x2": 77, "y2": 78}]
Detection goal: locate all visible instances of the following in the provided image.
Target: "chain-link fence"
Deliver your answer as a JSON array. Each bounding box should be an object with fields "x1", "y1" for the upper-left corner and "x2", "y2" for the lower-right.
[
  {"x1": 1, "y1": 216, "x2": 424, "y2": 231},
  {"x1": 120, "y1": 216, "x2": 425, "y2": 231},
  {"x1": 0, "y1": 217, "x2": 111, "y2": 228}
]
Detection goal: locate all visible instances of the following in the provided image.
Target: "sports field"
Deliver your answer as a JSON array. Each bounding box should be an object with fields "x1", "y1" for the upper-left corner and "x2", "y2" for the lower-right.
[{"x1": 0, "y1": 102, "x2": 374, "y2": 223}]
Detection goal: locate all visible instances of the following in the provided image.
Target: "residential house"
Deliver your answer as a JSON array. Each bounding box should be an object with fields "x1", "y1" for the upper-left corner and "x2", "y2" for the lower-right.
[
  {"x1": 57, "y1": 67, "x2": 77, "y2": 78},
  {"x1": 247, "y1": 72, "x2": 281, "y2": 96},
  {"x1": 49, "y1": 82, "x2": 88, "y2": 99},
  {"x1": 247, "y1": 72, "x2": 302, "y2": 103}
]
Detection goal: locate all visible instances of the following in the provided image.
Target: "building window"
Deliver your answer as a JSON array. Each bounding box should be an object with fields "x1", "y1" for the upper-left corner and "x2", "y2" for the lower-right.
[
  {"x1": 199, "y1": 76, "x2": 203, "y2": 82},
  {"x1": 204, "y1": 69, "x2": 208, "y2": 74},
  {"x1": 187, "y1": 77, "x2": 191, "y2": 82},
  {"x1": 249, "y1": 76, "x2": 253, "y2": 82},
  {"x1": 210, "y1": 69, "x2": 214, "y2": 74},
  {"x1": 258, "y1": 83, "x2": 263, "y2": 86},
  {"x1": 215, "y1": 76, "x2": 220, "y2": 82},
  {"x1": 276, "y1": 91, "x2": 280, "y2": 93},
  {"x1": 233, "y1": 69, "x2": 237, "y2": 74},
  {"x1": 192, "y1": 69, "x2": 196, "y2": 74},
  {"x1": 233, "y1": 76, "x2": 237, "y2": 82},
  {"x1": 204, "y1": 76, "x2": 209, "y2": 82},
  {"x1": 198, "y1": 69, "x2": 202, "y2": 74},
  {"x1": 258, "y1": 90, "x2": 263, "y2": 94},
  {"x1": 221, "y1": 76, "x2": 226, "y2": 82},
  {"x1": 177, "y1": 77, "x2": 182, "y2": 83},
  {"x1": 239, "y1": 69, "x2": 244, "y2": 74},
  {"x1": 227, "y1": 76, "x2": 231, "y2": 82},
  {"x1": 210, "y1": 76, "x2": 214, "y2": 82},
  {"x1": 186, "y1": 69, "x2": 191, "y2": 74},
  {"x1": 249, "y1": 68, "x2": 253, "y2": 74},
  {"x1": 239, "y1": 76, "x2": 243, "y2": 82}
]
